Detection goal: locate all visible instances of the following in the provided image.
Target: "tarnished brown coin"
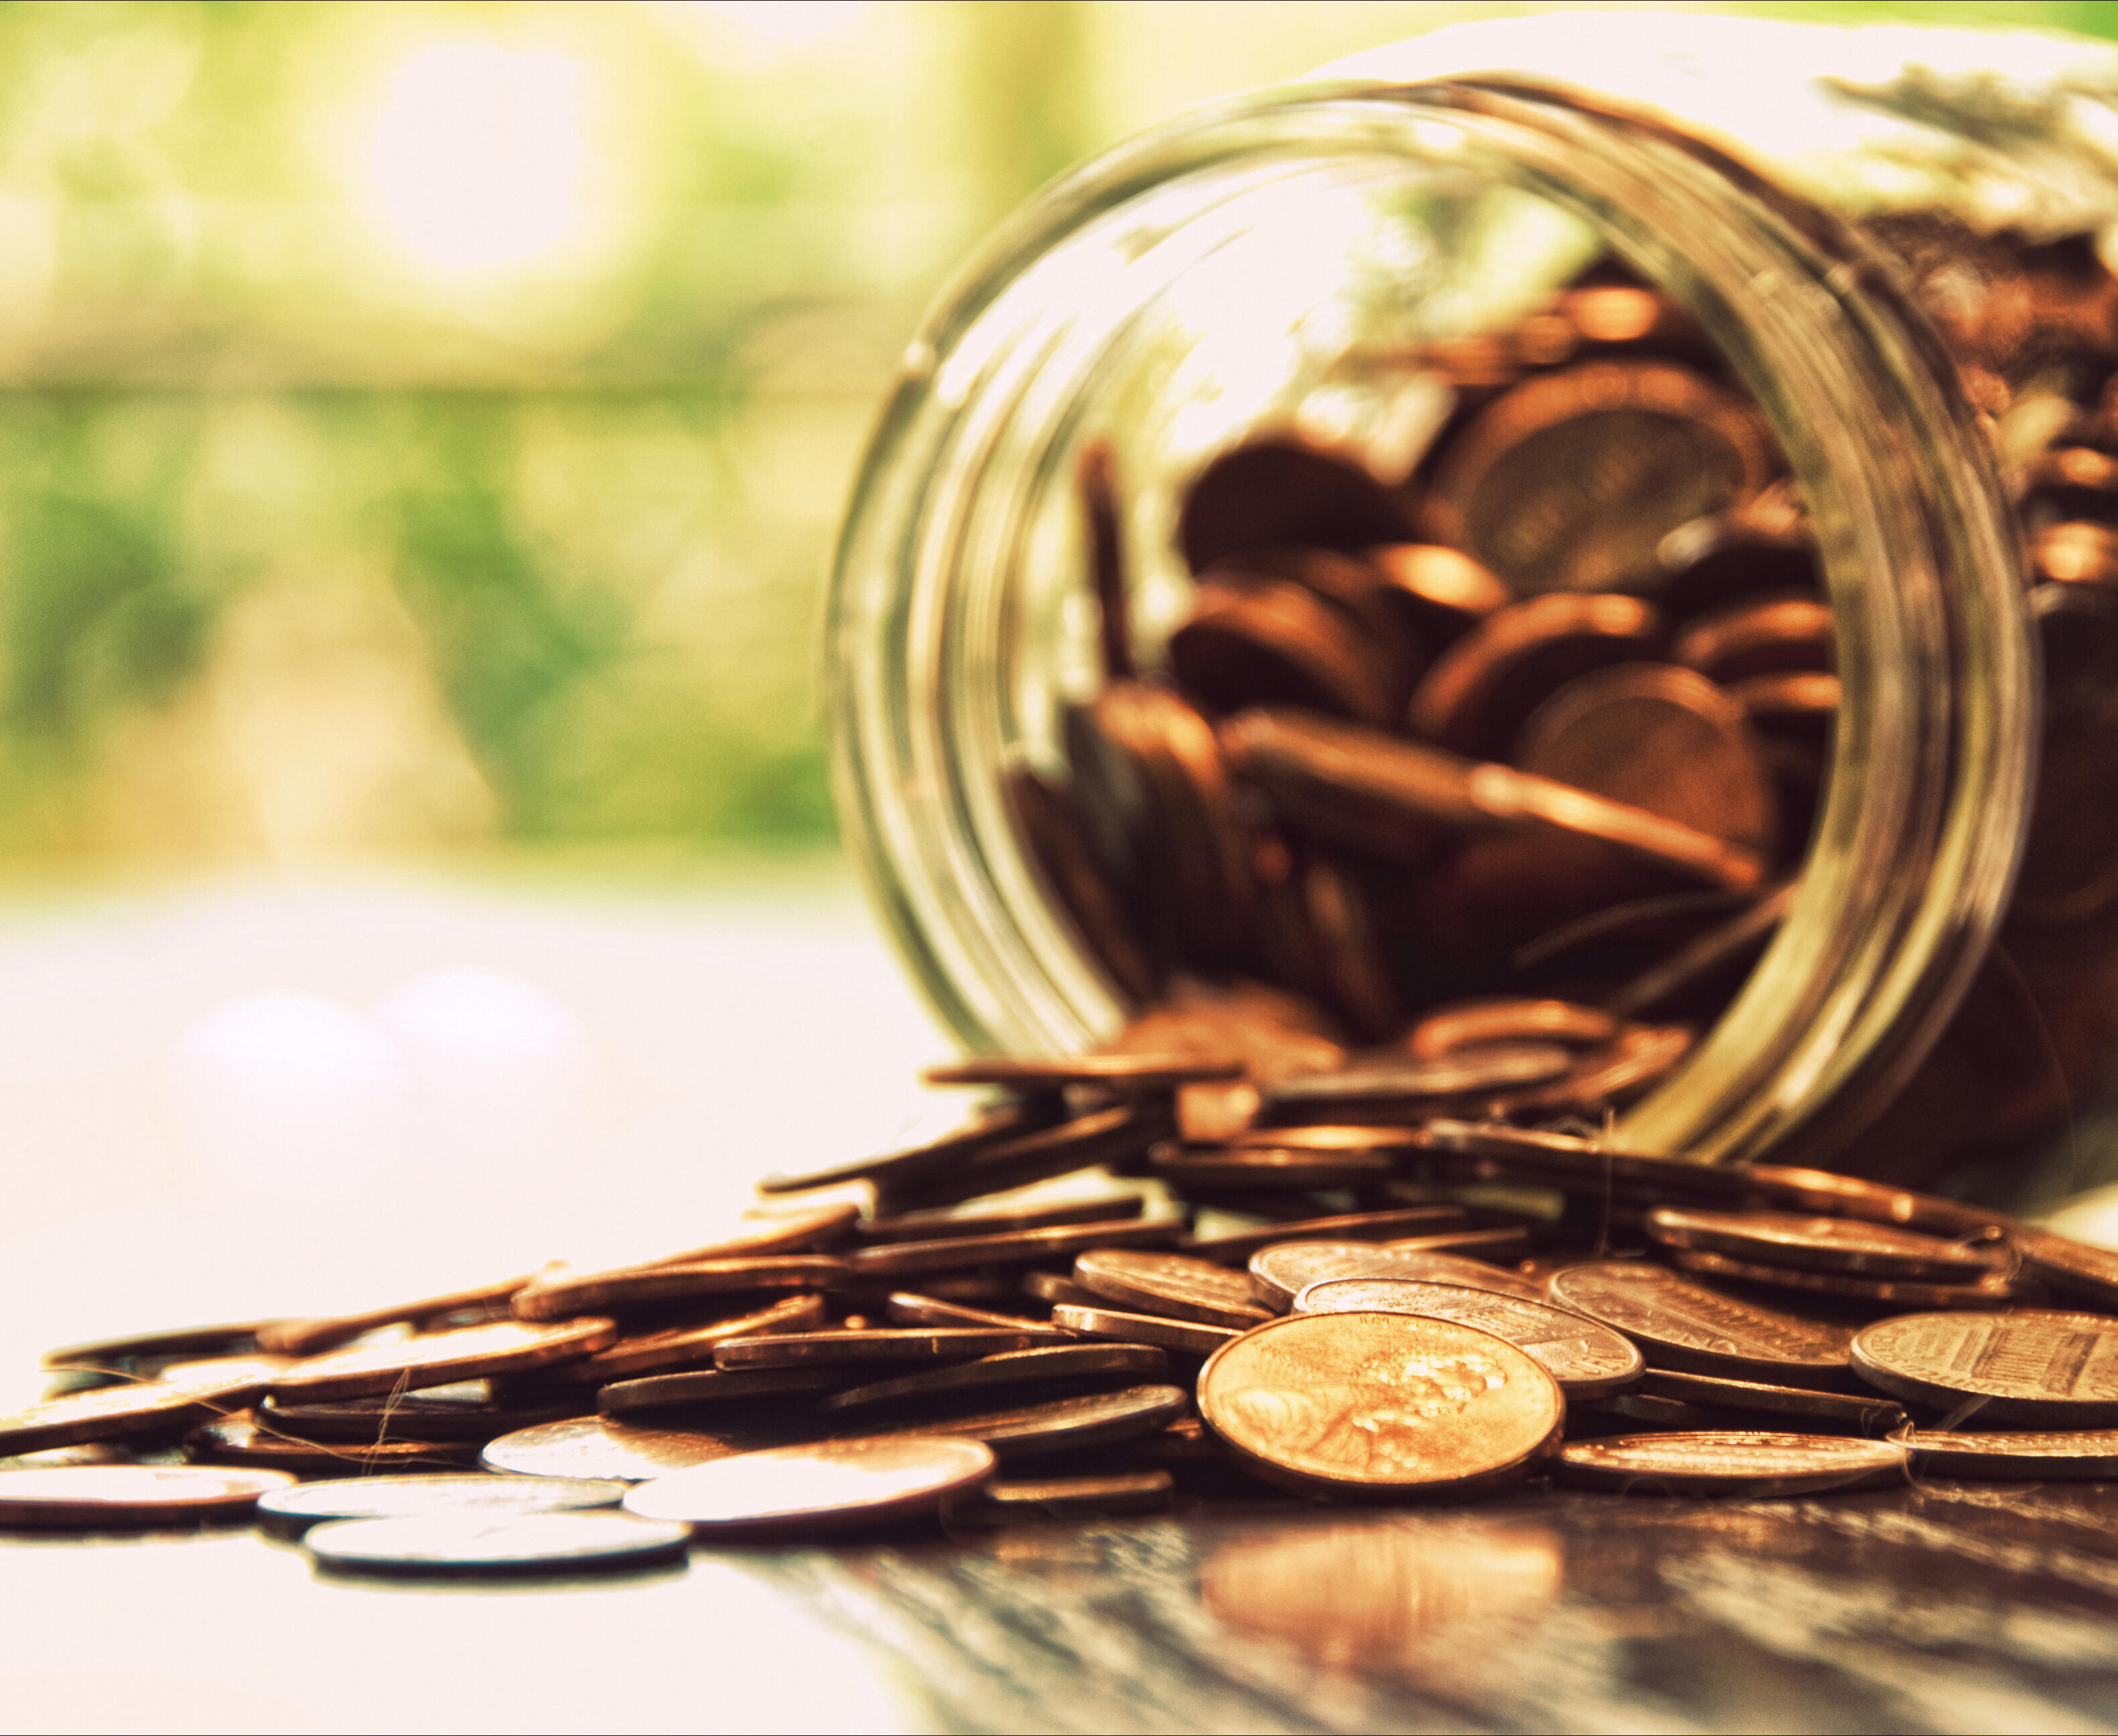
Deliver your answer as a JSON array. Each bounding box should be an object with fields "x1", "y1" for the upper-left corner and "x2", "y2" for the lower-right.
[
  {"x1": 1423, "y1": 359, "x2": 1770, "y2": 595},
  {"x1": 1646, "y1": 1208, "x2": 2009, "y2": 1283},
  {"x1": 757, "y1": 1098, "x2": 1061, "y2": 1196},
  {"x1": 258, "y1": 1385, "x2": 577, "y2": 1445},
  {"x1": 1290, "y1": 1252, "x2": 1547, "y2": 1303},
  {"x1": 186, "y1": 1415, "x2": 480, "y2": 1473},
  {"x1": 1553, "y1": 1431, "x2": 1907, "y2": 1497},
  {"x1": 1664, "y1": 1246, "x2": 2014, "y2": 1308},
  {"x1": 818, "y1": 1344, "x2": 1169, "y2": 1415},
  {"x1": 259, "y1": 1275, "x2": 536, "y2": 1359},
  {"x1": 480, "y1": 1416, "x2": 794, "y2": 1482},
  {"x1": 0, "y1": 1371, "x2": 267, "y2": 1456},
  {"x1": 1850, "y1": 1310, "x2": 2118, "y2": 1425},
  {"x1": 1288, "y1": 1279, "x2": 1641, "y2": 1397},
  {"x1": 715, "y1": 1327, "x2": 1066, "y2": 1370},
  {"x1": 2011, "y1": 1227, "x2": 2118, "y2": 1311},
  {"x1": 1150, "y1": 1143, "x2": 1393, "y2": 1191},
  {"x1": 1249, "y1": 1235, "x2": 1531, "y2": 1313},
  {"x1": 1364, "y1": 543, "x2": 1513, "y2": 634},
  {"x1": 1170, "y1": 575, "x2": 1403, "y2": 727},
  {"x1": 1073, "y1": 1250, "x2": 1273, "y2": 1329},
  {"x1": 1634, "y1": 1370, "x2": 1908, "y2": 1435},
  {"x1": 924, "y1": 1054, "x2": 1242, "y2": 1091},
  {"x1": 271, "y1": 1317, "x2": 618, "y2": 1403},
  {"x1": 1223, "y1": 1123, "x2": 1427, "y2": 1155},
  {"x1": 1423, "y1": 1120, "x2": 1750, "y2": 1206},
  {"x1": 622, "y1": 1435, "x2": 997, "y2": 1538},
  {"x1": 1022, "y1": 1272, "x2": 1099, "y2": 1309},
  {"x1": 1406, "y1": 997, "x2": 1618, "y2": 1058},
  {"x1": 1897, "y1": 1428, "x2": 2118, "y2": 1479},
  {"x1": 1671, "y1": 593, "x2": 1834, "y2": 686},
  {"x1": 256, "y1": 1472, "x2": 628, "y2": 1537},
  {"x1": 512, "y1": 1259, "x2": 849, "y2": 1321},
  {"x1": 1180, "y1": 1205, "x2": 1466, "y2": 1262},
  {"x1": 1486, "y1": 1024, "x2": 1697, "y2": 1118},
  {"x1": 1177, "y1": 439, "x2": 1413, "y2": 573},
  {"x1": 1545, "y1": 1262, "x2": 1852, "y2": 1387},
  {"x1": 959, "y1": 1469, "x2": 1174, "y2": 1522},
  {"x1": 1003, "y1": 764, "x2": 1159, "y2": 1003},
  {"x1": 537, "y1": 1295, "x2": 827, "y2": 1384},
  {"x1": 868, "y1": 1384, "x2": 1190, "y2": 1460},
  {"x1": 306, "y1": 1511, "x2": 690, "y2": 1577},
  {"x1": 1259, "y1": 1047, "x2": 1575, "y2": 1123},
  {"x1": 597, "y1": 1366, "x2": 847, "y2": 1419},
  {"x1": 857, "y1": 1192, "x2": 1146, "y2": 1245},
  {"x1": 1198, "y1": 1311, "x2": 1563, "y2": 1496},
  {"x1": 845, "y1": 1215, "x2": 1184, "y2": 1281},
  {"x1": 0, "y1": 1465, "x2": 296, "y2": 1528},
  {"x1": 884, "y1": 1294, "x2": 1065, "y2": 1333},
  {"x1": 1050, "y1": 1304, "x2": 1240, "y2": 1358}
]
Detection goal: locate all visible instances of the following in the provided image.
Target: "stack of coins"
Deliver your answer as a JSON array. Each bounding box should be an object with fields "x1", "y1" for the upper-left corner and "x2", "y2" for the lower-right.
[{"x1": 11, "y1": 1049, "x2": 2118, "y2": 1573}]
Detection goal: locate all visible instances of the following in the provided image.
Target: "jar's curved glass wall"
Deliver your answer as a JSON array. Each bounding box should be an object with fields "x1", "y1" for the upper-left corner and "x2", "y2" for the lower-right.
[{"x1": 828, "y1": 15, "x2": 2118, "y2": 1172}]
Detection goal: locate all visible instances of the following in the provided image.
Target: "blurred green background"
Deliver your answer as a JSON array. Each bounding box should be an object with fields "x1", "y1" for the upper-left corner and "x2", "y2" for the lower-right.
[{"x1": 1, "y1": 0, "x2": 2112, "y2": 881}]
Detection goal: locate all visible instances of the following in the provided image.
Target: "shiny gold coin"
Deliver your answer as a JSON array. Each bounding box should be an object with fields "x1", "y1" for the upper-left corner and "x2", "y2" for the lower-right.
[
  {"x1": 622, "y1": 1435, "x2": 997, "y2": 1538},
  {"x1": 1553, "y1": 1431, "x2": 1908, "y2": 1498},
  {"x1": 1196, "y1": 1311, "x2": 1563, "y2": 1496},
  {"x1": 271, "y1": 1317, "x2": 618, "y2": 1404}
]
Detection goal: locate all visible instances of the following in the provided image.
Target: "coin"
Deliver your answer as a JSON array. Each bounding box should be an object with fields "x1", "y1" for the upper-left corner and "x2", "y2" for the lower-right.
[
  {"x1": 1553, "y1": 1432, "x2": 1908, "y2": 1497},
  {"x1": 1176, "y1": 439, "x2": 1413, "y2": 573},
  {"x1": 1004, "y1": 764, "x2": 1159, "y2": 1003},
  {"x1": 757, "y1": 1098, "x2": 1062, "y2": 1196},
  {"x1": 1646, "y1": 1208, "x2": 2009, "y2": 1282},
  {"x1": 255, "y1": 1473, "x2": 628, "y2": 1537},
  {"x1": 1742, "y1": 1164, "x2": 2007, "y2": 1238},
  {"x1": 186, "y1": 1415, "x2": 480, "y2": 1473},
  {"x1": 959, "y1": 1470, "x2": 1174, "y2": 1521},
  {"x1": 1072, "y1": 1250, "x2": 1273, "y2": 1329},
  {"x1": 1022, "y1": 1272, "x2": 1099, "y2": 1309},
  {"x1": 1664, "y1": 1246, "x2": 2014, "y2": 1308},
  {"x1": 0, "y1": 1370, "x2": 269, "y2": 1455},
  {"x1": 480, "y1": 1416, "x2": 794, "y2": 1482},
  {"x1": 271, "y1": 1317, "x2": 618, "y2": 1402},
  {"x1": 1150, "y1": 1143, "x2": 1394, "y2": 1191},
  {"x1": 1849, "y1": 1310, "x2": 2118, "y2": 1424},
  {"x1": 0, "y1": 1465, "x2": 296, "y2": 1528},
  {"x1": 1180, "y1": 1205, "x2": 1467, "y2": 1262},
  {"x1": 258, "y1": 1386, "x2": 577, "y2": 1445},
  {"x1": 1259, "y1": 1047, "x2": 1577, "y2": 1123},
  {"x1": 512, "y1": 1259, "x2": 849, "y2": 1321},
  {"x1": 1170, "y1": 575, "x2": 1403, "y2": 727},
  {"x1": 1422, "y1": 1120, "x2": 1751, "y2": 1206},
  {"x1": 1197, "y1": 1311, "x2": 1563, "y2": 1496},
  {"x1": 597, "y1": 1367, "x2": 847, "y2": 1419},
  {"x1": 870, "y1": 1384, "x2": 1190, "y2": 1460},
  {"x1": 1671, "y1": 594, "x2": 1835, "y2": 686},
  {"x1": 1364, "y1": 542, "x2": 1513, "y2": 634},
  {"x1": 884, "y1": 1294, "x2": 1066, "y2": 1333},
  {"x1": 715, "y1": 1327, "x2": 1066, "y2": 1370},
  {"x1": 1545, "y1": 1262, "x2": 1852, "y2": 1386},
  {"x1": 622, "y1": 1436, "x2": 997, "y2": 1539},
  {"x1": 877, "y1": 1102, "x2": 1176, "y2": 1212},
  {"x1": 41, "y1": 1321, "x2": 277, "y2": 1373},
  {"x1": 536, "y1": 1295, "x2": 828, "y2": 1384},
  {"x1": 1633, "y1": 1370, "x2": 1908, "y2": 1435},
  {"x1": 305, "y1": 1511, "x2": 691, "y2": 1577},
  {"x1": 818, "y1": 1345, "x2": 1170, "y2": 1415},
  {"x1": 857, "y1": 1192, "x2": 1146, "y2": 1245},
  {"x1": 1897, "y1": 1428, "x2": 2118, "y2": 1479},
  {"x1": 2011, "y1": 1227, "x2": 2118, "y2": 1311},
  {"x1": 258, "y1": 1275, "x2": 535, "y2": 1359},
  {"x1": 1292, "y1": 1253, "x2": 1548, "y2": 1303},
  {"x1": 153, "y1": 1355, "x2": 293, "y2": 1406},
  {"x1": 845, "y1": 1215, "x2": 1185, "y2": 1281},
  {"x1": 1049, "y1": 1304, "x2": 1240, "y2": 1358},
  {"x1": 1406, "y1": 997, "x2": 1618, "y2": 1058},
  {"x1": 1248, "y1": 1238, "x2": 1526, "y2": 1313},
  {"x1": 924, "y1": 1054, "x2": 1242, "y2": 1091},
  {"x1": 1287, "y1": 1279, "x2": 1642, "y2": 1397}
]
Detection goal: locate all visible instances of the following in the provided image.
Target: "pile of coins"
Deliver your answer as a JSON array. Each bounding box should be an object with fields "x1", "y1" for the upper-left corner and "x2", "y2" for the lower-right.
[{"x1": 9, "y1": 1049, "x2": 2118, "y2": 1577}]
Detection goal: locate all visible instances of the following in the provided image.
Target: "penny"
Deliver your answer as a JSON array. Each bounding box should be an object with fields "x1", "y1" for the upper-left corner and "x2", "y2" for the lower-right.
[
  {"x1": 153, "y1": 1356, "x2": 293, "y2": 1407},
  {"x1": 1422, "y1": 1120, "x2": 1751, "y2": 1206},
  {"x1": 885, "y1": 1294, "x2": 1066, "y2": 1333},
  {"x1": 871, "y1": 1384, "x2": 1190, "y2": 1461},
  {"x1": 878, "y1": 1102, "x2": 1177, "y2": 1212},
  {"x1": 480, "y1": 1416, "x2": 794, "y2": 1482},
  {"x1": 924, "y1": 1055, "x2": 1242, "y2": 1092},
  {"x1": 1289, "y1": 1279, "x2": 1641, "y2": 1397},
  {"x1": 1022, "y1": 1272, "x2": 1100, "y2": 1309},
  {"x1": 0, "y1": 1465, "x2": 296, "y2": 1528},
  {"x1": 512, "y1": 1259, "x2": 850, "y2": 1321},
  {"x1": 1634, "y1": 1370, "x2": 1908, "y2": 1435},
  {"x1": 715, "y1": 1328, "x2": 1067, "y2": 1370},
  {"x1": 1259, "y1": 1047, "x2": 1576, "y2": 1123},
  {"x1": 1897, "y1": 1428, "x2": 2118, "y2": 1479},
  {"x1": 259, "y1": 1276, "x2": 536, "y2": 1359},
  {"x1": 1364, "y1": 544, "x2": 1513, "y2": 636},
  {"x1": 1150, "y1": 1144, "x2": 1393, "y2": 1191},
  {"x1": 1850, "y1": 1310, "x2": 2118, "y2": 1425},
  {"x1": 271, "y1": 1317, "x2": 618, "y2": 1403},
  {"x1": 961, "y1": 1469, "x2": 1174, "y2": 1521},
  {"x1": 1176, "y1": 439, "x2": 1413, "y2": 573},
  {"x1": 1406, "y1": 998, "x2": 1618, "y2": 1058},
  {"x1": 1730, "y1": 670, "x2": 1838, "y2": 743},
  {"x1": 818, "y1": 1345, "x2": 1170, "y2": 1415},
  {"x1": 41, "y1": 1321, "x2": 277, "y2": 1374},
  {"x1": 1423, "y1": 360, "x2": 1770, "y2": 595},
  {"x1": 1405, "y1": 593, "x2": 1665, "y2": 760},
  {"x1": 1665, "y1": 1247, "x2": 2014, "y2": 1309},
  {"x1": 305, "y1": 1511, "x2": 691, "y2": 1577},
  {"x1": 757, "y1": 1098, "x2": 1062, "y2": 1196},
  {"x1": 255, "y1": 1472, "x2": 629, "y2": 1538},
  {"x1": 1742, "y1": 1165, "x2": 2007, "y2": 1239},
  {"x1": 1248, "y1": 1238, "x2": 1527, "y2": 1313},
  {"x1": 188, "y1": 1413, "x2": 482, "y2": 1472},
  {"x1": 1545, "y1": 1262, "x2": 1853, "y2": 1386},
  {"x1": 259, "y1": 1386, "x2": 577, "y2": 1445},
  {"x1": 1049, "y1": 1304, "x2": 1241, "y2": 1358},
  {"x1": 1553, "y1": 1432, "x2": 1908, "y2": 1498},
  {"x1": 857, "y1": 1192, "x2": 1146, "y2": 1245},
  {"x1": 1489, "y1": 1024, "x2": 1697, "y2": 1118},
  {"x1": 1197, "y1": 1311, "x2": 1563, "y2": 1496},
  {"x1": 1291, "y1": 1253, "x2": 1548, "y2": 1303},
  {"x1": 1004, "y1": 765, "x2": 1159, "y2": 1003},
  {"x1": 650, "y1": 1202, "x2": 865, "y2": 1262},
  {"x1": 1646, "y1": 1208, "x2": 2009, "y2": 1283},
  {"x1": 845, "y1": 1215, "x2": 1184, "y2": 1281},
  {"x1": 1180, "y1": 1206, "x2": 1465, "y2": 1263},
  {"x1": 536, "y1": 1295, "x2": 828, "y2": 1384},
  {"x1": 1512, "y1": 662, "x2": 1776, "y2": 860},
  {"x1": 1078, "y1": 439, "x2": 1134, "y2": 682},
  {"x1": 1671, "y1": 594, "x2": 1835, "y2": 686},
  {"x1": 623, "y1": 1436, "x2": 998, "y2": 1539},
  {"x1": 1654, "y1": 511, "x2": 1818, "y2": 622},
  {"x1": 1073, "y1": 1250, "x2": 1274, "y2": 1329},
  {"x1": 1223, "y1": 1123, "x2": 1427, "y2": 1155},
  {"x1": 0, "y1": 1370, "x2": 269, "y2": 1456},
  {"x1": 1170, "y1": 575, "x2": 1403, "y2": 726},
  {"x1": 2011, "y1": 1228, "x2": 2118, "y2": 1311},
  {"x1": 597, "y1": 1367, "x2": 847, "y2": 1419}
]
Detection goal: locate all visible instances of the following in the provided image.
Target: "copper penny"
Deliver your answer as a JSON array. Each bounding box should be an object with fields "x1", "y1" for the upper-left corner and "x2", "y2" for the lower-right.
[
  {"x1": 1646, "y1": 1208, "x2": 2008, "y2": 1283},
  {"x1": 1197, "y1": 1311, "x2": 1563, "y2": 1496},
  {"x1": 0, "y1": 1371, "x2": 268, "y2": 1455},
  {"x1": 1897, "y1": 1428, "x2": 2118, "y2": 1479},
  {"x1": 963, "y1": 1469, "x2": 1174, "y2": 1521},
  {"x1": 41, "y1": 1321, "x2": 278, "y2": 1373},
  {"x1": 1850, "y1": 1310, "x2": 2118, "y2": 1424},
  {"x1": 858, "y1": 1192, "x2": 1146, "y2": 1246},
  {"x1": 1259, "y1": 1047, "x2": 1575, "y2": 1123},
  {"x1": 817, "y1": 1344, "x2": 1169, "y2": 1415},
  {"x1": 259, "y1": 1275, "x2": 538, "y2": 1359},
  {"x1": 884, "y1": 1294, "x2": 1064, "y2": 1333},
  {"x1": 1150, "y1": 1143, "x2": 1393, "y2": 1191},
  {"x1": 536, "y1": 1295, "x2": 827, "y2": 1384},
  {"x1": 1406, "y1": 997, "x2": 1618, "y2": 1058},
  {"x1": 1002, "y1": 764, "x2": 1159, "y2": 1003},
  {"x1": 259, "y1": 1385, "x2": 577, "y2": 1445},
  {"x1": 2010, "y1": 1228, "x2": 2118, "y2": 1311},
  {"x1": 1665, "y1": 1246, "x2": 2014, "y2": 1309},
  {"x1": 1073, "y1": 1250, "x2": 1273, "y2": 1329},
  {"x1": 622, "y1": 1435, "x2": 997, "y2": 1538},
  {"x1": 924, "y1": 1054, "x2": 1241, "y2": 1091},
  {"x1": 1291, "y1": 1253, "x2": 1547, "y2": 1304},
  {"x1": 1423, "y1": 1121, "x2": 1749, "y2": 1206},
  {"x1": 1634, "y1": 1370, "x2": 1907, "y2": 1435},
  {"x1": 1364, "y1": 543, "x2": 1513, "y2": 636},
  {"x1": 1742, "y1": 1165, "x2": 2009, "y2": 1240},
  {"x1": 1170, "y1": 575, "x2": 1403, "y2": 726},
  {"x1": 845, "y1": 1215, "x2": 1183, "y2": 1281},
  {"x1": 715, "y1": 1327, "x2": 1065, "y2": 1369},
  {"x1": 480, "y1": 1415, "x2": 794, "y2": 1482},
  {"x1": 272, "y1": 1317, "x2": 618, "y2": 1403},
  {"x1": 1287, "y1": 1279, "x2": 1642, "y2": 1397},
  {"x1": 861, "y1": 1384, "x2": 1189, "y2": 1459},
  {"x1": 512, "y1": 1258, "x2": 850, "y2": 1321},
  {"x1": 1176, "y1": 439, "x2": 1413, "y2": 573},
  {"x1": 1546, "y1": 1262, "x2": 1852, "y2": 1387},
  {"x1": 1671, "y1": 593, "x2": 1835, "y2": 685},
  {"x1": 0, "y1": 1465, "x2": 297, "y2": 1528},
  {"x1": 185, "y1": 1415, "x2": 480, "y2": 1473},
  {"x1": 877, "y1": 1102, "x2": 1176, "y2": 1212},
  {"x1": 1180, "y1": 1205, "x2": 1467, "y2": 1263},
  {"x1": 1049, "y1": 1304, "x2": 1240, "y2": 1358},
  {"x1": 1249, "y1": 1239, "x2": 1523, "y2": 1313},
  {"x1": 1553, "y1": 1431, "x2": 1907, "y2": 1497},
  {"x1": 597, "y1": 1367, "x2": 847, "y2": 1419}
]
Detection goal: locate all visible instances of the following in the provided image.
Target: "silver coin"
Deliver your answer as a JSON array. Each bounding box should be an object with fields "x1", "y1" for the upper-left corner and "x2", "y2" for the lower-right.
[
  {"x1": 305, "y1": 1510, "x2": 690, "y2": 1575},
  {"x1": 256, "y1": 1473, "x2": 628, "y2": 1536}
]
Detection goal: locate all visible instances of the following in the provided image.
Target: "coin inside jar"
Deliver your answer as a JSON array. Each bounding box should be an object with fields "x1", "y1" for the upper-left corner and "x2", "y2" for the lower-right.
[
  {"x1": 1849, "y1": 1310, "x2": 2118, "y2": 1425},
  {"x1": 621, "y1": 1435, "x2": 997, "y2": 1538},
  {"x1": 1289, "y1": 1279, "x2": 1642, "y2": 1397},
  {"x1": 1196, "y1": 1311, "x2": 1563, "y2": 1496}
]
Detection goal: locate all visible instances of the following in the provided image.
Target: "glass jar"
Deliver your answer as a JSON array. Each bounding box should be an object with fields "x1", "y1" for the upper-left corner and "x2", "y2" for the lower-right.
[{"x1": 826, "y1": 12, "x2": 2118, "y2": 1190}]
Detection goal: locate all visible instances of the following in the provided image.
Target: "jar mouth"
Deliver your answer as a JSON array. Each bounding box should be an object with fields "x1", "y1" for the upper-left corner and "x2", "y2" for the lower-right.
[{"x1": 828, "y1": 76, "x2": 2032, "y2": 1165}]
